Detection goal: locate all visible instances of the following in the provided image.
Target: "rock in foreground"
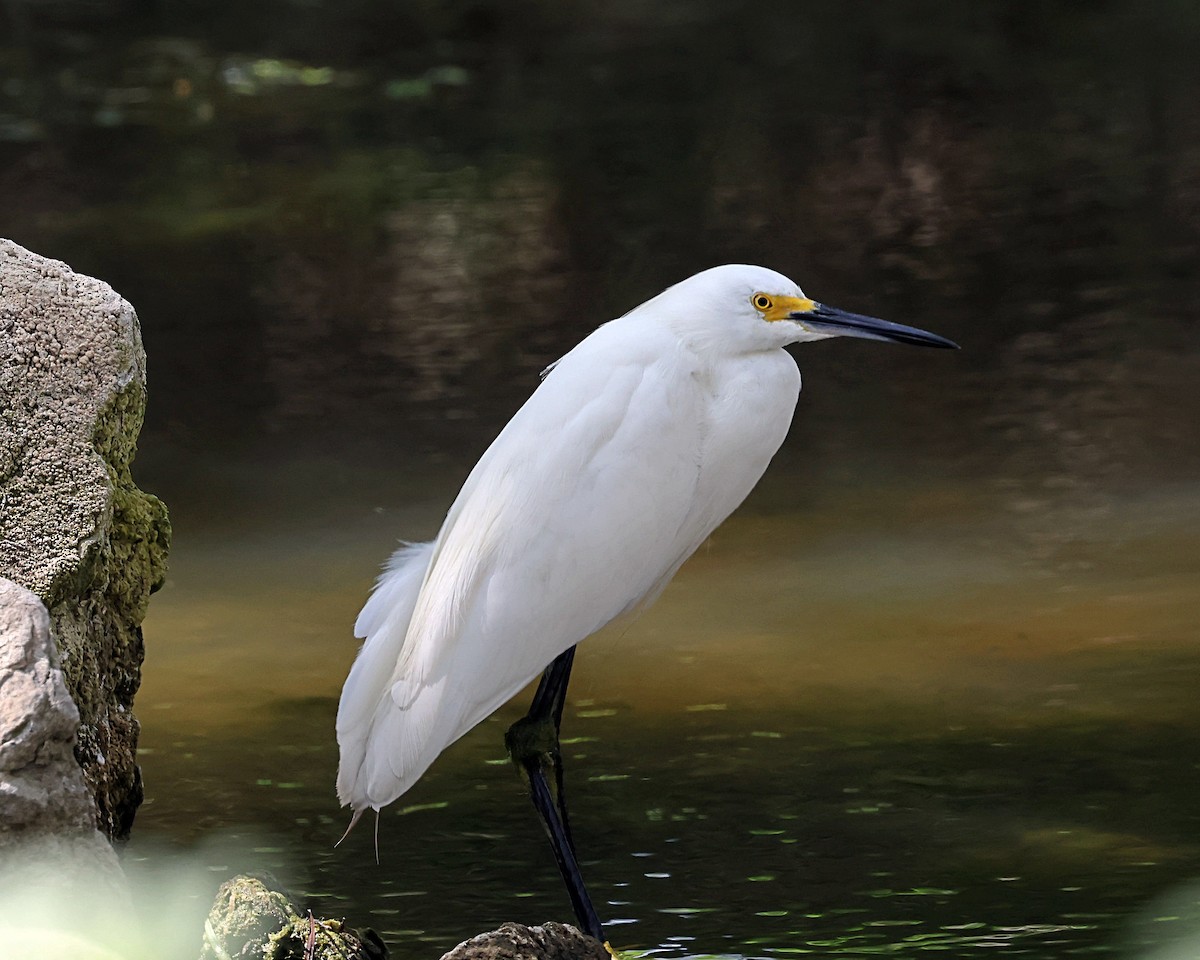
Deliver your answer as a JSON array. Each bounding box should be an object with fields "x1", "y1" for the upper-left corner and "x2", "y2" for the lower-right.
[
  {"x1": 199, "y1": 874, "x2": 610, "y2": 960},
  {"x1": 0, "y1": 577, "x2": 129, "y2": 914},
  {"x1": 439, "y1": 921, "x2": 610, "y2": 960},
  {"x1": 200, "y1": 875, "x2": 387, "y2": 960}
]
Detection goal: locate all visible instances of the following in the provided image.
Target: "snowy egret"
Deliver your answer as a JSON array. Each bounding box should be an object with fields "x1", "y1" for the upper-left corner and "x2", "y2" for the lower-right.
[{"x1": 336, "y1": 264, "x2": 957, "y2": 941}]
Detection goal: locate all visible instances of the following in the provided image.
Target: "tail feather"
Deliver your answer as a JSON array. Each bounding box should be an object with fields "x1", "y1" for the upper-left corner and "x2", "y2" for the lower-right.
[
  {"x1": 336, "y1": 538, "x2": 553, "y2": 813},
  {"x1": 336, "y1": 541, "x2": 435, "y2": 807},
  {"x1": 360, "y1": 672, "x2": 449, "y2": 803},
  {"x1": 353, "y1": 540, "x2": 434, "y2": 640}
]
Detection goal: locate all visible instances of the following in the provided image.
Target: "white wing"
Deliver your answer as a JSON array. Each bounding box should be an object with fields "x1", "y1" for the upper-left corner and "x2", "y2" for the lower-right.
[{"x1": 336, "y1": 317, "x2": 800, "y2": 811}]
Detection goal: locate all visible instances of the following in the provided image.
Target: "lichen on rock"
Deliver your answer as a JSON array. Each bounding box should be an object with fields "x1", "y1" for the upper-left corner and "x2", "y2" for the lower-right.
[
  {"x1": 200, "y1": 875, "x2": 388, "y2": 960},
  {"x1": 0, "y1": 237, "x2": 171, "y2": 840}
]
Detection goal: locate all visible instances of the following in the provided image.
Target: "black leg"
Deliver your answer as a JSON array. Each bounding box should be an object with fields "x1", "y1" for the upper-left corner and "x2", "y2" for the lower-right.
[
  {"x1": 526, "y1": 760, "x2": 603, "y2": 941},
  {"x1": 529, "y1": 644, "x2": 575, "y2": 727},
  {"x1": 528, "y1": 645, "x2": 577, "y2": 845},
  {"x1": 505, "y1": 645, "x2": 605, "y2": 943}
]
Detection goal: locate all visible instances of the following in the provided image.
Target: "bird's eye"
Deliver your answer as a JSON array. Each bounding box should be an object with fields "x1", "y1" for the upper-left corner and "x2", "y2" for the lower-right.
[{"x1": 752, "y1": 294, "x2": 773, "y2": 312}]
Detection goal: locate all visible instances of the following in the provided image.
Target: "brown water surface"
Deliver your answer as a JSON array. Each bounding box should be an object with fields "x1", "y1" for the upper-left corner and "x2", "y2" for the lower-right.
[{"x1": 129, "y1": 461, "x2": 1200, "y2": 959}]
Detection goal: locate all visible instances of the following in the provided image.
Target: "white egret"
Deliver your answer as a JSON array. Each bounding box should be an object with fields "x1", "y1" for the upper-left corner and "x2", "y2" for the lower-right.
[{"x1": 336, "y1": 264, "x2": 957, "y2": 941}]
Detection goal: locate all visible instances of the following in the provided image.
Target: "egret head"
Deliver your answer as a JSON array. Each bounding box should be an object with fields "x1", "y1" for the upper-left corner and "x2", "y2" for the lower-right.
[{"x1": 654, "y1": 264, "x2": 959, "y2": 352}]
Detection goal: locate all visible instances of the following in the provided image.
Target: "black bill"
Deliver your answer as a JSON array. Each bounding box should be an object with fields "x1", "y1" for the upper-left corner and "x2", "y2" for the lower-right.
[{"x1": 796, "y1": 304, "x2": 960, "y2": 349}]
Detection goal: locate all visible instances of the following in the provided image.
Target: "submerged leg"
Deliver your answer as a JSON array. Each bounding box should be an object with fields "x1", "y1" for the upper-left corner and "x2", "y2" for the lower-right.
[{"x1": 505, "y1": 645, "x2": 604, "y2": 943}]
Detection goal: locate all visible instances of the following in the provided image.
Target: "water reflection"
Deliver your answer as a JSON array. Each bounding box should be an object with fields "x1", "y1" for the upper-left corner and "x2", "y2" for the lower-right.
[{"x1": 4, "y1": 1, "x2": 1200, "y2": 478}]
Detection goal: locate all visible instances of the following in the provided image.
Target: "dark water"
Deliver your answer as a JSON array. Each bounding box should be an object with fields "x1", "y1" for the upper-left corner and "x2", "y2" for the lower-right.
[
  {"x1": 119, "y1": 470, "x2": 1200, "y2": 959},
  {"x1": 4, "y1": 2, "x2": 1200, "y2": 958}
]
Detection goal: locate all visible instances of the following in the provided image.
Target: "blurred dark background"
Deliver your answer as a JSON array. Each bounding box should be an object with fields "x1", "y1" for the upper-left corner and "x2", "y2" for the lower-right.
[
  {"x1": 3, "y1": 0, "x2": 1199, "y2": 520},
  {"x1": 6, "y1": 5, "x2": 1200, "y2": 957}
]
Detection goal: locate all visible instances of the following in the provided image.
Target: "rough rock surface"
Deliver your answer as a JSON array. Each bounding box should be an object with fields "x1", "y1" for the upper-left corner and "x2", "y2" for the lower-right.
[
  {"x1": 439, "y1": 922, "x2": 609, "y2": 960},
  {"x1": 198, "y1": 875, "x2": 607, "y2": 960},
  {"x1": 0, "y1": 577, "x2": 126, "y2": 889},
  {"x1": 199, "y1": 875, "x2": 388, "y2": 960},
  {"x1": 0, "y1": 238, "x2": 170, "y2": 840}
]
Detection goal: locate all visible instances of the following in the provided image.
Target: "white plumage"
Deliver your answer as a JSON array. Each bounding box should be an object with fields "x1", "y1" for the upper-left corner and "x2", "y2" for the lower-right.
[{"x1": 335, "y1": 263, "x2": 956, "y2": 816}]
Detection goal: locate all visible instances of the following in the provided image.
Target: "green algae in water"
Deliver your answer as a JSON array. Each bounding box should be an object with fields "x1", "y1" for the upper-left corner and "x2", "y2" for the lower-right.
[{"x1": 397, "y1": 801, "x2": 449, "y2": 815}]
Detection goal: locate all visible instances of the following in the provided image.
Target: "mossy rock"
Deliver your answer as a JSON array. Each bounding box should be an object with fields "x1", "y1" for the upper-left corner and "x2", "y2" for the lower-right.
[
  {"x1": 200, "y1": 875, "x2": 386, "y2": 960},
  {"x1": 0, "y1": 238, "x2": 171, "y2": 840}
]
